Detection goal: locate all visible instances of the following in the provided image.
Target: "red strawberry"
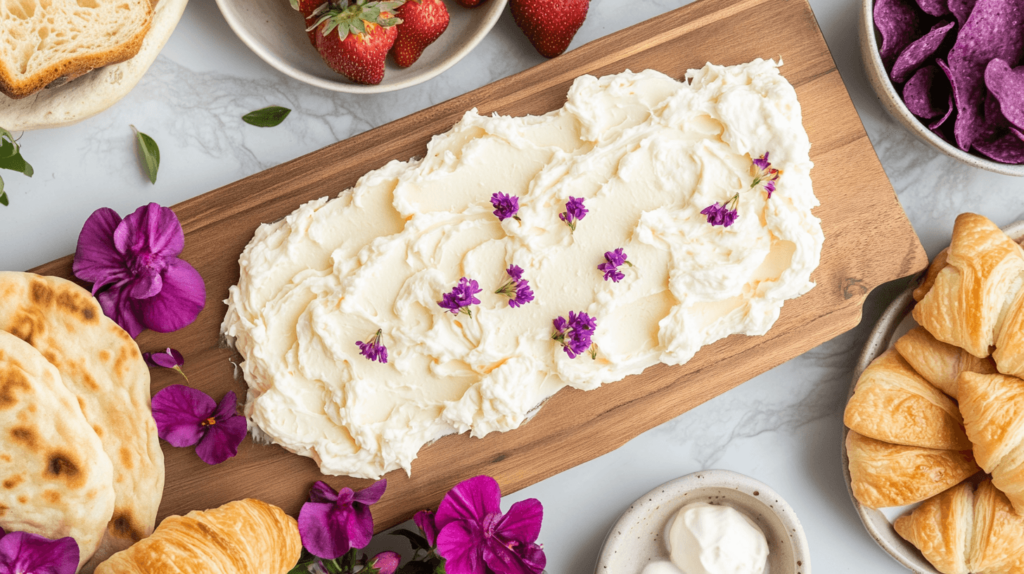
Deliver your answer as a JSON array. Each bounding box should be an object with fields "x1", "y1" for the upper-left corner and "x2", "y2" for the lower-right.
[
  {"x1": 454, "y1": 0, "x2": 485, "y2": 6},
  {"x1": 510, "y1": 0, "x2": 589, "y2": 58},
  {"x1": 292, "y1": 0, "x2": 332, "y2": 47},
  {"x1": 393, "y1": 0, "x2": 449, "y2": 68},
  {"x1": 312, "y1": 1, "x2": 404, "y2": 85}
]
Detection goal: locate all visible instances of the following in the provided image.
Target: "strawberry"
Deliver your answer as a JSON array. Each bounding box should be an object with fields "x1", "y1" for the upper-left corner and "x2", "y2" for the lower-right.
[
  {"x1": 311, "y1": 1, "x2": 404, "y2": 85},
  {"x1": 393, "y1": 0, "x2": 449, "y2": 68},
  {"x1": 291, "y1": 0, "x2": 332, "y2": 47},
  {"x1": 510, "y1": 0, "x2": 589, "y2": 58},
  {"x1": 454, "y1": 0, "x2": 485, "y2": 6}
]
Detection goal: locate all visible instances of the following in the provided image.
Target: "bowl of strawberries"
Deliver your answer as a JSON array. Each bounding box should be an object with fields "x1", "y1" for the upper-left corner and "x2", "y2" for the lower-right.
[{"x1": 215, "y1": 0, "x2": 508, "y2": 92}]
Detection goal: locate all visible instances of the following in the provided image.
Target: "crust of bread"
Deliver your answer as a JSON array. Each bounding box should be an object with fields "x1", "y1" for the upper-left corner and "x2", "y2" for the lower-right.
[
  {"x1": 969, "y1": 480, "x2": 1024, "y2": 574},
  {"x1": 894, "y1": 481, "x2": 974, "y2": 574},
  {"x1": 895, "y1": 326, "x2": 997, "y2": 400}
]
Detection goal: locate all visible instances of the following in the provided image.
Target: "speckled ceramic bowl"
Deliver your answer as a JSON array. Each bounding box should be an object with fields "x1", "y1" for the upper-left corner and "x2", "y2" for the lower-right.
[
  {"x1": 215, "y1": 0, "x2": 507, "y2": 94},
  {"x1": 595, "y1": 470, "x2": 810, "y2": 574},
  {"x1": 859, "y1": 0, "x2": 1024, "y2": 177},
  {"x1": 841, "y1": 220, "x2": 1024, "y2": 573}
]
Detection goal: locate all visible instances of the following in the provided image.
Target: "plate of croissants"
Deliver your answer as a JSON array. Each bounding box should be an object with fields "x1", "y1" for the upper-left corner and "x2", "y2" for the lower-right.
[{"x1": 842, "y1": 213, "x2": 1024, "y2": 574}]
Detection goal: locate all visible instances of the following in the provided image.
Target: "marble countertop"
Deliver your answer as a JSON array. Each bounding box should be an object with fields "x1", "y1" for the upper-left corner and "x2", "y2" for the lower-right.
[{"x1": 4, "y1": 0, "x2": 1024, "y2": 572}]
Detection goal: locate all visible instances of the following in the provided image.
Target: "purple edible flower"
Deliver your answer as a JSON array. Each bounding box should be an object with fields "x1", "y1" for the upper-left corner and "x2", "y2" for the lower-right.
[
  {"x1": 0, "y1": 528, "x2": 78, "y2": 574},
  {"x1": 439, "y1": 278, "x2": 482, "y2": 317},
  {"x1": 496, "y1": 265, "x2": 535, "y2": 308},
  {"x1": 434, "y1": 476, "x2": 546, "y2": 574},
  {"x1": 701, "y1": 194, "x2": 740, "y2": 228},
  {"x1": 414, "y1": 509, "x2": 439, "y2": 547},
  {"x1": 298, "y1": 479, "x2": 387, "y2": 560},
  {"x1": 356, "y1": 329, "x2": 388, "y2": 364},
  {"x1": 143, "y1": 347, "x2": 188, "y2": 381},
  {"x1": 750, "y1": 152, "x2": 781, "y2": 198},
  {"x1": 368, "y1": 551, "x2": 400, "y2": 574},
  {"x1": 73, "y1": 203, "x2": 206, "y2": 338},
  {"x1": 490, "y1": 192, "x2": 521, "y2": 222},
  {"x1": 552, "y1": 311, "x2": 597, "y2": 359},
  {"x1": 558, "y1": 196, "x2": 588, "y2": 233},
  {"x1": 597, "y1": 248, "x2": 631, "y2": 283},
  {"x1": 151, "y1": 385, "x2": 247, "y2": 465}
]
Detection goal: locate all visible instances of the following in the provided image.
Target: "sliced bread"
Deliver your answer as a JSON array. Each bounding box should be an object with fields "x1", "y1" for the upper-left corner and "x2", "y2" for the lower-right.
[{"x1": 0, "y1": 0, "x2": 153, "y2": 99}]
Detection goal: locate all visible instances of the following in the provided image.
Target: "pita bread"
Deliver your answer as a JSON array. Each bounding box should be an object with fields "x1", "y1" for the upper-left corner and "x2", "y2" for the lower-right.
[
  {"x1": 0, "y1": 330, "x2": 115, "y2": 571},
  {"x1": 0, "y1": 0, "x2": 188, "y2": 131},
  {"x1": 0, "y1": 272, "x2": 164, "y2": 572}
]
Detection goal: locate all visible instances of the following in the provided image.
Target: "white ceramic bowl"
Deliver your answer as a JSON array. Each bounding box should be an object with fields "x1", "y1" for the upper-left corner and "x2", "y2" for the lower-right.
[
  {"x1": 841, "y1": 221, "x2": 1024, "y2": 573},
  {"x1": 595, "y1": 470, "x2": 811, "y2": 574},
  {"x1": 214, "y1": 0, "x2": 508, "y2": 94},
  {"x1": 859, "y1": 0, "x2": 1024, "y2": 177}
]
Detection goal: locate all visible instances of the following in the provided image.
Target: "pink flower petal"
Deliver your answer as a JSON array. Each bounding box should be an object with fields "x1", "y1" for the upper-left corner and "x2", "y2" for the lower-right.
[
  {"x1": 114, "y1": 203, "x2": 185, "y2": 259},
  {"x1": 414, "y1": 510, "x2": 439, "y2": 547},
  {"x1": 134, "y1": 258, "x2": 206, "y2": 333},
  {"x1": 195, "y1": 412, "x2": 246, "y2": 465},
  {"x1": 308, "y1": 481, "x2": 340, "y2": 504},
  {"x1": 151, "y1": 384, "x2": 215, "y2": 447},
  {"x1": 73, "y1": 208, "x2": 129, "y2": 294},
  {"x1": 128, "y1": 271, "x2": 163, "y2": 300},
  {"x1": 352, "y1": 479, "x2": 387, "y2": 505},
  {"x1": 483, "y1": 539, "x2": 546, "y2": 574},
  {"x1": 97, "y1": 283, "x2": 147, "y2": 338},
  {"x1": 436, "y1": 521, "x2": 487, "y2": 574},
  {"x1": 436, "y1": 476, "x2": 502, "y2": 530},
  {"x1": 495, "y1": 499, "x2": 543, "y2": 545},
  {"x1": 0, "y1": 531, "x2": 79, "y2": 574},
  {"x1": 370, "y1": 551, "x2": 400, "y2": 574}
]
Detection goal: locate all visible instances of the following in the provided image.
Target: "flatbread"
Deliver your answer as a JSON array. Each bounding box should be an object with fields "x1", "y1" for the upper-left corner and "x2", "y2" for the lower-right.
[
  {"x1": 0, "y1": 330, "x2": 115, "y2": 571},
  {"x1": 0, "y1": 0, "x2": 188, "y2": 131},
  {"x1": 0, "y1": 273, "x2": 164, "y2": 573}
]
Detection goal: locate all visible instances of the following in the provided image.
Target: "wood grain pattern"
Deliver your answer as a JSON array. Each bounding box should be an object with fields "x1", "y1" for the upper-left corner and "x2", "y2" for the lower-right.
[{"x1": 31, "y1": 0, "x2": 927, "y2": 531}]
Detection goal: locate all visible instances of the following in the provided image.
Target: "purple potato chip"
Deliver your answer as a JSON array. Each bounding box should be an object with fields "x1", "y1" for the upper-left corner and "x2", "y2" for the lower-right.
[
  {"x1": 904, "y1": 65, "x2": 951, "y2": 118},
  {"x1": 916, "y1": 0, "x2": 953, "y2": 15},
  {"x1": 984, "y1": 89, "x2": 1009, "y2": 127},
  {"x1": 948, "y1": 0, "x2": 1024, "y2": 151},
  {"x1": 1013, "y1": 125, "x2": 1024, "y2": 140},
  {"x1": 930, "y1": 93, "x2": 957, "y2": 129},
  {"x1": 949, "y1": 0, "x2": 978, "y2": 24},
  {"x1": 875, "y1": 0, "x2": 928, "y2": 68},
  {"x1": 892, "y1": 20, "x2": 957, "y2": 83},
  {"x1": 974, "y1": 130, "x2": 1024, "y2": 163},
  {"x1": 985, "y1": 58, "x2": 1024, "y2": 130}
]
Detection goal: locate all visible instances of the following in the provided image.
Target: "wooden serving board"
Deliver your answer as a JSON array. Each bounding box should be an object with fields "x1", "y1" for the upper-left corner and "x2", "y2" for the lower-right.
[{"x1": 33, "y1": 0, "x2": 927, "y2": 531}]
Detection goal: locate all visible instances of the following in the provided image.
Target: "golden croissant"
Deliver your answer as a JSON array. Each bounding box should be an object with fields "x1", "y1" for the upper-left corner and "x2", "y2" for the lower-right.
[
  {"x1": 958, "y1": 371, "x2": 1024, "y2": 516},
  {"x1": 894, "y1": 327, "x2": 996, "y2": 400},
  {"x1": 845, "y1": 349, "x2": 970, "y2": 450},
  {"x1": 846, "y1": 430, "x2": 979, "y2": 509},
  {"x1": 913, "y1": 214, "x2": 1024, "y2": 379},
  {"x1": 94, "y1": 499, "x2": 301, "y2": 574}
]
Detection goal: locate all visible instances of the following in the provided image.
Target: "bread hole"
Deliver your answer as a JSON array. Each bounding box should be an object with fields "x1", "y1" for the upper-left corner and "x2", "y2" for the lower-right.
[
  {"x1": 7, "y1": 0, "x2": 35, "y2": 19},
  {"x1": 77, "y1": 0, "x2": 99, "y2": 7}
]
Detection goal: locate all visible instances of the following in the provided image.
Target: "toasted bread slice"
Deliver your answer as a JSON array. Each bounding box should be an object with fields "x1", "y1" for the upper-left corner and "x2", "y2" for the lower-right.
[{"x1": 0, "y1": 0, "x2": 153, "y2": 99}]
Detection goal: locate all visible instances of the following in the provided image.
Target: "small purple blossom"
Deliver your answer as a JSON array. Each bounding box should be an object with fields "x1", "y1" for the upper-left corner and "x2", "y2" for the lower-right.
[
  {"x1": 496, "y1": 265, "x2": 535, "y2": 308},
  {"x1": 143, "y1": 347, "x2": 188, "y2": 381},
  {"x1": 298, "y1": 480, "x2": 387, "y2": 560},
  {"x1": 356, "y1": 329, "x2": 388, "y2": 364},
  {"x1": 552, "y1": 311, "x2": 597, "y2": 359},
  {"x1": 490, "y1": 192, "x2": 521, "y2": 222},
  {"x1": 434, "y1": 476, "x2": 546, "y2": 574},
  {"x1": 0, "y1": 528, "x2": 78, "y2": 574},
  {"x1": 439, "y1": 278, "x2": 482, "y2": 317},
  {"x1": 558, "y1": 196, "x2": 588, "y2": 233},
  {"x1": 750, "y1": 152, "x2": 781, "y2": 198},
  {"x1": 597, "y1": 248, "x2": 631, "y2": 283},
  {"x1": 414, "y1": 509, "x2": 439, "y2": 547},
  {"x1": 701, "y1": 194, "x2": 740, "y2": 228},
  {"x1": 151, "y1": 385, "x2": 247, "y2": 465},
  {"x1": 368, "y1": 551, "x2": 400, "y2": 574}
]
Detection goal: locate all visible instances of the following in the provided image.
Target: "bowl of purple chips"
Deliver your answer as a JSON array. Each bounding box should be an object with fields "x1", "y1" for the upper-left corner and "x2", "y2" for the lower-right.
[{"x1": 860, "y1": 0, "x2": 1024, "y2": 176}]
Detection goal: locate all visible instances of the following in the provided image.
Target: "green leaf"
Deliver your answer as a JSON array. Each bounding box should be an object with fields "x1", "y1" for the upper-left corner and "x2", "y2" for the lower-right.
[
  {"x1": 289, "y1": 0, "x2": 300, "y2": 10},
  {"x1": 392, "y1": 529, "x2": 431, "y2": 552},
  {"x1": 0, "y1": 176, "x2": 7, "y2": 206},
  {"x1": 0, "y1": 147, "x2": 33, "y2": 176},
  {"x1": 132, "y1": 126, "x2": 160, "y2": 184},
  {"x1": 242, "y1": 106, "x2": 292, "y2": 128}
]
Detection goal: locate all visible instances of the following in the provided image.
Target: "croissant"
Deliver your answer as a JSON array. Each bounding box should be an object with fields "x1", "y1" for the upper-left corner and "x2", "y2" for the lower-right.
[
  {"x1": 846, "y1": 430, "x2": 979, "y2": 509},
  {"x1": 894, "y1": 481, "x2": 974, "y2": 574},
  {"x1": 94, "y1": 499, "x2": 301, "y2": 574},
  {"x1": 914, "y1": 247, "x2": 950, "y2": 302},
  {"x1": 894, "y1": 326, "x2": 997, "y2": 399},
  {"x1": 845, "y1": 349, "x2": 971, "y2": 450},
  {"x1": 913, "y1": 214, "x2": 1024, "y2": 375},
  {"x1": 958, "y1": 371, "x2": 1024, "y2": 515},
  {"x1": 970, "y1": 480, "x2": 1024, "y2": 574}
]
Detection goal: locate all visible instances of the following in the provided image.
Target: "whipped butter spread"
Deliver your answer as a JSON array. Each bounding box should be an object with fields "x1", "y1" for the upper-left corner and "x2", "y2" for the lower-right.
[
  {"x1": 222, "y1": 60, "x2": 823, "y2": 479},
  {"x1": 667, "y1": 503, "x2": 769, "y2": 574}
]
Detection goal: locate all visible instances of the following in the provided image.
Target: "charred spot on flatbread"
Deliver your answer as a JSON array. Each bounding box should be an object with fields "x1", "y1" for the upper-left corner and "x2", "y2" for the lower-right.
[
  {"x1": 10, "y1": 425, "x2": 36, "y2": 447},
  {"x1": 2, "y1": 474, "x2": 23, "y2": 489},
  {"x1": 111, "y1": 511, "x2": 145, "y2": 541},
  {"x1": 45, "y1": 450, "x2": 84, "y2": 488},
  {"x1": 0, "y1": 368, "x2": 30, "y2": 409}
]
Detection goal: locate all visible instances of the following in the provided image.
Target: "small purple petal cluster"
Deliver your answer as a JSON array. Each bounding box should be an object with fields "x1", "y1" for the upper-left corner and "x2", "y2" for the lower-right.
[
  {"x1": 597, "y1": 248, "x2": 630, "y2": 283},
  {"x1": 552, "y1": 311, "x2": 597, "y2": 359},
  {"x1": 298, "y1": 480, "x2": 386, "y2": 559},
  {"x1": 558, "y1": 196, "x2": 588, "y2": 233},
  {"x1": 496, "y1": 265, "x2": 535, "y2": 308},
  {"x1": 143, "y1": 347, "x2": 188, "y2": 381},
  {"x1": 356, "y1": 329, "x2": 388, "y2": 364},
  {"x1": 0, "y1": 528, "x2": 78, "y2": 574},
  {"x1": 701, "y1": 194, "x2": 740, "y2": 228},
  {"x1": 438, "y1": 278, "x2": 483, "y2": 317},
  {"x1": 490, "y1": 192, "x2": 521, "y2": 222},
  {"x1": 151, "y1": 385, "x2": 247, "y2": 465},
  {"x1": 750, "y1": 152, "x2": 781, "y2": 198}
]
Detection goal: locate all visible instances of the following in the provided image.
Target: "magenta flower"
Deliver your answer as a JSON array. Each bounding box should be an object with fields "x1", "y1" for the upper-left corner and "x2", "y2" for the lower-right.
[
  {"x1": 701, "y1": 194, "x2": 740, "y2": 227},
  {"x1": 143, "y1": 347, "x2": 188, "y2": 381},
  {"x1": 439, "y1": 278, "x2": 482, "y2": 317},
  {"x1": 435, "y1": 476, "x2": 545, "y2": 574},
  {"x1": 369, "y1": 551, "x2": 400, "y2": 574},
  {"x1": 356, "y1": 329, "x2": 388, "y2": 364},
  {"x1": 298, "y1": 480, "x2": 387, "y2": 560},
  {"x1": 0, "y1": 528, "x2": 78, "y2": 574},
  {"x1": 750, "y1": 152, "x2": 781, "y2": 198},
  {"x1": 73, "y1": 203, "x2": 206, "y2": 338},
  {"x1": 151, "y1": 385, "x2": 247, "y2": 465},
  {"x1": 552, "y1": 311, "x2": 596, "y2": 359},
  {"x1": 490, "y1": 192, "x2": 521, "y2": 222},
  {"x1": 597, "y1": 248, "x2": 632, "y2": 283},
  {"x1": 558, "y1": 197, "x2": 588, "y2": 233},
  {"x1": 414, "y1": 509, "x2": 439, "y2": 547},
  {"x1": 495, "y1": 265, "x2": 535, "y2": 308}
]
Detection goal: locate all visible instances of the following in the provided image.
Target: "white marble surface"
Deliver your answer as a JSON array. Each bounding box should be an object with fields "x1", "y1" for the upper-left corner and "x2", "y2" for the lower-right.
[{"x1": 3, "y1": 0, "x2": 1024, "y2": 572}]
